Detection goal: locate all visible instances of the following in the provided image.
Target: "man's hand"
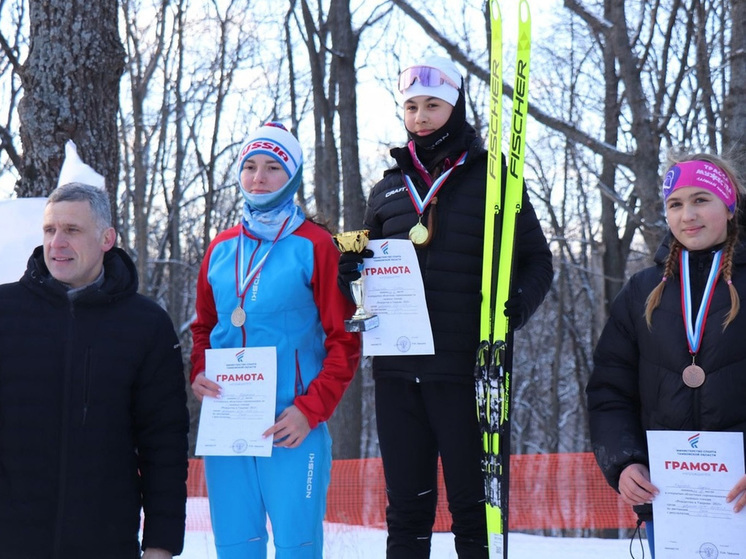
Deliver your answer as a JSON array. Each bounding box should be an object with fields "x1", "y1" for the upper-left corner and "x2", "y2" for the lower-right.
[{"x1": 142, "y1": 548, "x2": 172, "y2": 559}]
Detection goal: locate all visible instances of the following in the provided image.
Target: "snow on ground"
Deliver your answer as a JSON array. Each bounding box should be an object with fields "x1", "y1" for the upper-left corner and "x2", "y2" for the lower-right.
[
  {"x1": 181, "y1": 528, "x2": 638, "y2": 559},
  {"x1": 179, "y1": 497, "x2": 641, "y2": 558}
]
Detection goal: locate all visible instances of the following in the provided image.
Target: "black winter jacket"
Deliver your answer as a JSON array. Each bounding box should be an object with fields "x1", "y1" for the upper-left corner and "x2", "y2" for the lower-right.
[
  {"x1": 364, "y1": 127, "x2": 553, "y2": 383},
  {"x1": 0, "y1": 247, "x2": 189, "y2": 558},
  {"x1": 588, "y1": 236, "x2": 746, "y2": 520}
]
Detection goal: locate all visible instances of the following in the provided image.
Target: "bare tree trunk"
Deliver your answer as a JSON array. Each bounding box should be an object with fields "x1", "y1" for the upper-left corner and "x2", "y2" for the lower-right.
[
  {"x1": 299, "y1": 0, "x2": 340, "y2": 226},
  {"x1": 169, "y1": 0, "x2": 186, "y2": 327},
  {"x1": 692, "y1": 0, "x2": 718, "y2": 151},
  {"x1": 121, "y1": 0, "x2": 170, "y2": 292},
  {"x1": 603, "y1": 0, "x2": 662, "y2": 255},
  {"x1": 322, "y1": 0, "x2": 365, "y2": 459},
  {"x1": 599, "y1": 0, "x2": 626, "y2": 313},
  {"x1": 724, "y1": 0, "x2": 746, "y2": 175},
  {"x1": 330, "y1": 0, "x2": 366, "y2": 230},
  {"x1": 17, "y1": 0, "x2": 124, "y2": 208}
]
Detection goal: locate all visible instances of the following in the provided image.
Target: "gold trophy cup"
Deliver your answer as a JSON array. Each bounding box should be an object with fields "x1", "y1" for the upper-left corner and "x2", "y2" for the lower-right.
[{"x1": 333, "y1": 229, "x2": 379, "y2": 332}]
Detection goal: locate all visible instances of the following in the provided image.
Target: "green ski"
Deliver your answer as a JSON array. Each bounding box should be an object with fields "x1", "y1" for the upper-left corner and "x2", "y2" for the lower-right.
[{"x1": 475, "y1": 1, "x2": 531, "y2": 558}]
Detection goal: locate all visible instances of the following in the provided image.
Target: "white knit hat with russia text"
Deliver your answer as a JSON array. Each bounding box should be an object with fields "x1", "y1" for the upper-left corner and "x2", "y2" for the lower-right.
[{"x1": 236, "y1": 122, "x2": 304, "y2": 211}]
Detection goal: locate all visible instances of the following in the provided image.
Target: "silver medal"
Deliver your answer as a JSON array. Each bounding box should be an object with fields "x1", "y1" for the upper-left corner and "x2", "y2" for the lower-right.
[{"x1": 230, "y1": 306, "x2": 246, "y2": 328}]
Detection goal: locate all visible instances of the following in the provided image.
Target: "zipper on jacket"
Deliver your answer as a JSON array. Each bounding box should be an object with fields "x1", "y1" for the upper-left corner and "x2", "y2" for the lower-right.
[
  {"x1": 294, "y1": 349, "x2": 305, "y2": 397},
  {"x1": 54, "y1": 303, "x2": 76, "y2": 558},
  {"x1": 82, "y1": 347, "x2": 91, "y2": 425}
]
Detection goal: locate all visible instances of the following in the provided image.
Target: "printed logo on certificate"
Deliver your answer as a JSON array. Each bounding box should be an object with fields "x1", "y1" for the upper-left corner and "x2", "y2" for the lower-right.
[
  {"x1": 195, "y1": 346, "x2": 277, "y2": 457},
  {"x1": 360, "y1": 239, "x2": 434, "y2": 356},
  {"x1": 647, "y1": 430, "x2": 746, "y2": 558}
]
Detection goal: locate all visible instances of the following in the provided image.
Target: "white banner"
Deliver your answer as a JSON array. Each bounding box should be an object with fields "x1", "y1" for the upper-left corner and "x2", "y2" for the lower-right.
[{"x1": 0, "y1": 198, "x2": 47, "y2": 285}]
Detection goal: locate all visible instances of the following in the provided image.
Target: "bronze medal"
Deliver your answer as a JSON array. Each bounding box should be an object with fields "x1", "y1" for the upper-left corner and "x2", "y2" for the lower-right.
[
  {"x1": 230, "y1": 306, "x2": 246, "y2": 328},
  {"x1": 682, "y1": 364, "x2": 705, "y2": 388},
  {"x1": 678, "y1": 250, "x2": 722, "y2": 391},
  {"x1": 408, "y1": 222, "x2": 429, "y2": 246}
]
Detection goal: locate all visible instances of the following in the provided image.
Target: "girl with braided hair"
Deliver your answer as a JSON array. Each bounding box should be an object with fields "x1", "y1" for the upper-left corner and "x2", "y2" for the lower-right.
[{"x1": 587, "y1": 151, "x2": 746, "y2": 557}]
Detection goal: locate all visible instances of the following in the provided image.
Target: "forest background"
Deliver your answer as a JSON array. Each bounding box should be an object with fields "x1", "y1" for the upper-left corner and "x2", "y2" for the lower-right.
[{"x1": 1, "y1": 0, "x2": 745, "y2": 469}]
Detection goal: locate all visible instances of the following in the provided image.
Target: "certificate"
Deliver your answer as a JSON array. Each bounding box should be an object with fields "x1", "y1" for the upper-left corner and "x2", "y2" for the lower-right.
[
  {"x1": 361, "y1": 239, "x2": 434, "y2": 356},
  {"x1": 195, "y1": 346, "x2": 277, "y2": 457},
  {"x1": 647, "y1": 430, "x2": 746, "y2": 558}
]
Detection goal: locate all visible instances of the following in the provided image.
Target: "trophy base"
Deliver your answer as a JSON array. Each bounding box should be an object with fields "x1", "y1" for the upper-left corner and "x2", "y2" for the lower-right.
[{"x1": 344, "y1": 314, "x2": 379, "y2": 332}]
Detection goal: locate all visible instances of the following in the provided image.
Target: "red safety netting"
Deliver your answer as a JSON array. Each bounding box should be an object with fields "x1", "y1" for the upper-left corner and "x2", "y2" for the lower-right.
[{"x1": 186, "y1": 452, "x2": 637, "y2": 532}]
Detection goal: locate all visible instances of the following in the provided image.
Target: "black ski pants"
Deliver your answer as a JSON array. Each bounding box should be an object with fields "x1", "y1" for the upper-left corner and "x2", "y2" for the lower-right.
[{"x1": 375, "y1": 377, "x2": 488, "y2": 559}]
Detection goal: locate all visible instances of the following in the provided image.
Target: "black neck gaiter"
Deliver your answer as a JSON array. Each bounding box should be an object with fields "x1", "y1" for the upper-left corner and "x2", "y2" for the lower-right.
[{"x1": 407, "y1": 89, "x2": 467, "y2": 169}]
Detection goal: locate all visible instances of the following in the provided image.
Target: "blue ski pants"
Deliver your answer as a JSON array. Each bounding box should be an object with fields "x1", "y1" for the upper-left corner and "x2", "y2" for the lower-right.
[{"x1": 203, "y1": 424, "x2": 332, "y2": 559}]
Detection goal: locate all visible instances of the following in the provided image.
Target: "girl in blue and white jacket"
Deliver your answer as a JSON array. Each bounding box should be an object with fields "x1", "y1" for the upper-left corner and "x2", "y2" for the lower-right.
[{"x1": 191, "y1": 122, "x2": 360, "y2": 559}]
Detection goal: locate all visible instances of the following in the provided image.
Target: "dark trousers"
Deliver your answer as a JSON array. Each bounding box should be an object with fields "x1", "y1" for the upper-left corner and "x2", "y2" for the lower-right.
[{"x1": 375, "y1": 377, "x2": 488, "y2": 559}]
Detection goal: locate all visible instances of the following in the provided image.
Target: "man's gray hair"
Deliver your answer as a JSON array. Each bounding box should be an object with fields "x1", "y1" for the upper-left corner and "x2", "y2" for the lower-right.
[{"x1": 47, "y1": 183, "x2": 112, "y2": 231}]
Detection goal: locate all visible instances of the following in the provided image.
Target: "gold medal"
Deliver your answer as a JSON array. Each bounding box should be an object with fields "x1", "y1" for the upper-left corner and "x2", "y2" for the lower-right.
[
  {"x1": 682, "y1": 364, "x2": 705, "y2": 388},
  {"x1": 408, "y1": 222, "x2": 429, "y2": 245},
  {"x1": 230, "y1": 306, "x2": 246, "y2": 328}
]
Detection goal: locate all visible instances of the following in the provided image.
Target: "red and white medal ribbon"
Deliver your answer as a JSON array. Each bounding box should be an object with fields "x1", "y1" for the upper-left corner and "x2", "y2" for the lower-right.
[
  {"x1": 679, "y1": 249, "x2": 722, "y2": 388},
  {"x1": 402, "y1": 151, "x2": 467, "y2": 219},
  {"x1": 680, "y1": 249, "x2": 722, "y2": 354},
  {"x1": 231, "y1": 218, "x2": 290, "y2": 328}
]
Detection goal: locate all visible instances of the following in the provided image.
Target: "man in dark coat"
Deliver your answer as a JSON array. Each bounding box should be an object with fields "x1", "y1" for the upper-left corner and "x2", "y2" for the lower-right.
[{"x1": 0, "y1": 143, "x2": 189, "y2": 559}]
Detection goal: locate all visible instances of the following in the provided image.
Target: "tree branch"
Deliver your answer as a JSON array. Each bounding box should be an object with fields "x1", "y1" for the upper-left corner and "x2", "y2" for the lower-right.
[
  {"x1": 0, "y1": 32, "x2": 22, "y2": 74},
  {"x1": 0, "y1": 125, "x2": 22, "y2": 173},
  {"x1": 562, "y1": 0, "x2": 613, "y2": 34},
  {"x1": 390, "y1": 0, "x2": 635, "y2": 169}
]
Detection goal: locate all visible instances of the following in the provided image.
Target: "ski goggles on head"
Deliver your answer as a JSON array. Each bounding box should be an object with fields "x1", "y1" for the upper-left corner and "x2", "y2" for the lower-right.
[{"x1": 398, "y1": 66, "x2": 460, "y2": 93}]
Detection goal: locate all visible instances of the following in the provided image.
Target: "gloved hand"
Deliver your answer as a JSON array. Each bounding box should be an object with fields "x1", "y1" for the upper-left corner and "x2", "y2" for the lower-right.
[
  {"x1": 338, "y1": 248, "x2": 374, "y2": 285},
  {"x1": 504, "y1": 287, "x2": 528, "y2": 330}
]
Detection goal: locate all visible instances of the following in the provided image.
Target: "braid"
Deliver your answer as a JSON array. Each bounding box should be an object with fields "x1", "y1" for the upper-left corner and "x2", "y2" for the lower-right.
[
  {"x1": 645, "y1": 238, "x2": 682, "y2": 329},
  {"x1": 721, "y1": 222, "x2": 740, "y2": 329}
]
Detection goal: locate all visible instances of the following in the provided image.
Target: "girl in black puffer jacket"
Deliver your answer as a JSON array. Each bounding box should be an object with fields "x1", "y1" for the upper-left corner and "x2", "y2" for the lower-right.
[
  {"x1": 587, "y1": 151, "x2": 746, "y2": 558},
  {"x1": 339, "y1": 55, "x2": 553, "y2": 558}
]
